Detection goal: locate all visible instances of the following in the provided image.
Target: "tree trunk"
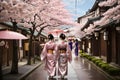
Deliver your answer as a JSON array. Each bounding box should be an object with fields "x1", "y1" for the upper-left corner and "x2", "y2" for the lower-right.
[
  {"x1": 10, "y1": 40, "x2": 18, "y2": 74},
  {"x1": 0, "y1": 46, "x2": 3, "y2": 80},
  {"x1": 10, "y1": 22, "x2": 18, "y2": 74},
  {"x1": 7, "y1": 48, "x2": 9, "y2": 66},
  {"x1": 27, "y1": 35, "x2": 33, "y2": 65}
]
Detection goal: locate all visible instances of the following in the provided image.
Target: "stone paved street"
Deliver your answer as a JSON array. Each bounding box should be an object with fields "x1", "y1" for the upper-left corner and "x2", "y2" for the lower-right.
[{"x1": 25, "y1": 54, "x2": 109, "y2": 80}]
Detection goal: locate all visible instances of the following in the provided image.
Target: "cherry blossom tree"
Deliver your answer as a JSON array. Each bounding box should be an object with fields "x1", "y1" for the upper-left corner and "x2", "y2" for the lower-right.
[
  {"x1": 99, "y1": 0, "x2": 117, "y2": 7},
  {"x1": 79, "y1": 0, "x2": 120, "y2": 38},
  {"x1": 19, "y1": 0, "x2": 77, "y2": 65},
  {"x1": 69, "y1": 25, "x2": 86, "y2": 39},
  {"x1": 94, "y1": 0, "x2": 120, "y2": 26},
  {"x1": 0, "y1": 41, "x2": 5, "y2": 80},
  {"x1": 0, "y1": 0, "x2": 82, "y2": 74},
  {"x1": 0, "y1": 0, "x2": 31, "y2": 74},
  {"x1": 84, "y1": 24, "x2": 94, "y2": 35}
]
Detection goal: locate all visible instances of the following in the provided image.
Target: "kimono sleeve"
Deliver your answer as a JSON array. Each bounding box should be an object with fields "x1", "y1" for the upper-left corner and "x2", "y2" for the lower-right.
[{"x1": 40, "y1": 43, "x2": 47, "y2": 61}]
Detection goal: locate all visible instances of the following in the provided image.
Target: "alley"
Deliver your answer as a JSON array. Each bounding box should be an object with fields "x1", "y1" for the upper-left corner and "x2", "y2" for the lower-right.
[
  {"x1": 25, "y1": 54, "x2": 109, "y2": 80},
  {"x1": 0, "y1": 0, "x2": 120, "y2": 80}
]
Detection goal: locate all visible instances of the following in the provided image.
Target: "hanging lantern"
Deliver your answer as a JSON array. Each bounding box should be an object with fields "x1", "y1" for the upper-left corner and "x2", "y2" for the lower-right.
[
  {"x1": 103, "y1": 31, "x2": 108, "y2": 40},
  {"x1": 94, "y1": 31, "x2": 99, "y2": 40},
  {"x1": 116, "y1": 26, "x2": 120, "y2": 33},
  {"x1": 0, "y1": 40, "x2": 5, "y2": 46}
]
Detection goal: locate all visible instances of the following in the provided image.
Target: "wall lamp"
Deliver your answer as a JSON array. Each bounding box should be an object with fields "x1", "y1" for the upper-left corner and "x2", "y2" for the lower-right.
[
  {"x1": 94, "y1": 31, "x2": 99, "y2": 40},
  {"x1": 116, "y1": 26, "x2": 120, "y2": 33},
  {"x1": 103, "y1": 31, "x2": 108, "y2": 40}
]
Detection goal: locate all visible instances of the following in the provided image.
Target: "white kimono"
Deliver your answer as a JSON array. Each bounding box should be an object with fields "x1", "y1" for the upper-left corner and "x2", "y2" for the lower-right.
[{"x1": 56, "y1": 40, "x2": 72, "y2": 76}]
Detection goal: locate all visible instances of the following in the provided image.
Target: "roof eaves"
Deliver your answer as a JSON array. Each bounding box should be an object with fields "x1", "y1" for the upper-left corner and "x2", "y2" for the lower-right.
[{"x1": 81, "y1": 16, "x2": 102, "y2": 31}]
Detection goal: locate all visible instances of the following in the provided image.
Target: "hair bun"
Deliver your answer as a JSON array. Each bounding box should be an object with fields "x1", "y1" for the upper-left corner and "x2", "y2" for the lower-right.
[
  {"x1": 59, "y1": 33, "x2": 66, "y2": 40},
  {"x1": 48, "y1": 34, "x2": 54, "y2": 40}
]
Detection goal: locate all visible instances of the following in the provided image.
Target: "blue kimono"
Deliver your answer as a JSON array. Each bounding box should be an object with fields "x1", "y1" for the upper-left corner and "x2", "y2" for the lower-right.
[
  {"x1": 75, "y1": 41, "x2": 78, "y2": 56},
  {"x1": 68, "y1": 41, "x2": 72, "y2": 51}
]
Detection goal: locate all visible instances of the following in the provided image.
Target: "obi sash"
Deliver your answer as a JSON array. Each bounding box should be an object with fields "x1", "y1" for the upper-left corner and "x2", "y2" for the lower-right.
[
  {"x1": 59, "y1": 48, "x2": 66, "y2": 53},
  {"x1": 47, "y1": 49, "x2": 53, "y2": 54}
]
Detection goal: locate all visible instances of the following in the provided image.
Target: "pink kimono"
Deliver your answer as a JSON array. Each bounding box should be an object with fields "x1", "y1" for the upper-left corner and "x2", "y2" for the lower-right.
[
  {"x1": 56, "y1": 40, "x2": 72, "y2": 76},
  {"x1": 41, "y1": 41, "x2": 56, "y2": 77}
]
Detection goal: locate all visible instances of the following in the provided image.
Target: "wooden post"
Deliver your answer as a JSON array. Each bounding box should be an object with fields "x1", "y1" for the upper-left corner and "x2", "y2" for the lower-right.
[{"x1": 0, "y1": 40, "x2": 5, "y2": 80}]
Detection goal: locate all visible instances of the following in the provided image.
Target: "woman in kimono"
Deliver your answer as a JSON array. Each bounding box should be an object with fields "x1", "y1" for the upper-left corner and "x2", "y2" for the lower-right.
[
  {"x1": 40, "y1": 34, "x2": 56, "y2": 79},
  {"x1": 56, "y1": 33, "x2": 72, "y2": 79},
  {"x1": 74, "y1": 39, "x2": 79, "y2": 57},
  {"x1": 68, "y1": 39, "x2": 73, "y2": 51}
]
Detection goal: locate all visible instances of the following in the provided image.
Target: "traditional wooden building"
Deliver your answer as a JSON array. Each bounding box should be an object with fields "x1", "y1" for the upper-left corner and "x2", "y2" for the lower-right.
[
  {"x1": 77, "y1": 0, "x2": 120, "y2": 67},
  {"x1": 0, "y1": 22, "x2": 47, "y2": 68}
]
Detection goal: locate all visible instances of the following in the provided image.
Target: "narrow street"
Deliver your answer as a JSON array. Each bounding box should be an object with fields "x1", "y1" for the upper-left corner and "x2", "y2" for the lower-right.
[
  {"x1": 0, "y1": 0, "x2": 120, "y2": 80},
  {"x1": 25, "y1": 54, "x2": 109, "y2": 80}
]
